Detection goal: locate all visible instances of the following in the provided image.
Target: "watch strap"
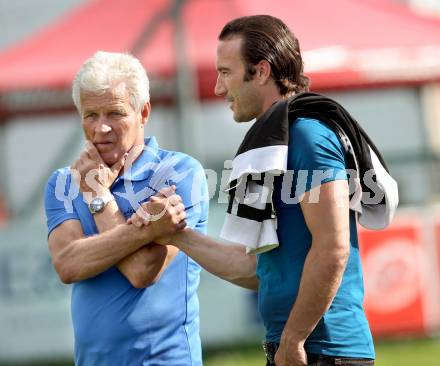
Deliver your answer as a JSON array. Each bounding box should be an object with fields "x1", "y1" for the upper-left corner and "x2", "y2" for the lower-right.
[{"x1": 88, "y1": 193, "x2": 115, "y2": 214}]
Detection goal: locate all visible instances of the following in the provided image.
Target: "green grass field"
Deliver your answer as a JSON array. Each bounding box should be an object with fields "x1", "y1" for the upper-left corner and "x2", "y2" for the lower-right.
[{"x1": 8, "y1": 337, "x2": 439, "y2": 366}]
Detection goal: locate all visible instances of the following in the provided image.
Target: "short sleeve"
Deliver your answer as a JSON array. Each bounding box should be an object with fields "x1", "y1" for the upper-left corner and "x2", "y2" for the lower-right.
[
  {"x1": 289, "y1": 118, "x2": 347, "y2": 193},
  {"x1": 168, "y1": 155, "x2": 209, "y2": 234},
  {"x1": 44, "y1": 168, "x2": 80, "y2": 237}
]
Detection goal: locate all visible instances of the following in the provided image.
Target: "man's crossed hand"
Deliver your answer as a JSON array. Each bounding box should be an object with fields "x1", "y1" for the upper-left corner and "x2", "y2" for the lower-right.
[
  {"x1": 128, "y1": 186, "x2": 187, "y2": 240},
  {"x1": 71, "y1": 141, "x2": 187, "y2": 240}
]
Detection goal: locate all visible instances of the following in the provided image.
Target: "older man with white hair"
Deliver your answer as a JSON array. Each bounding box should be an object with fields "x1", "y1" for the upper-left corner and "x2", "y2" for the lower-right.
[{"x1": 44, "y1": 51, "x2": 209, "y2": 365}]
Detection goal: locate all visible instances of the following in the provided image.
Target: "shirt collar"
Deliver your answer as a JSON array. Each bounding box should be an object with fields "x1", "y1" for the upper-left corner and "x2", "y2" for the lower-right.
[{"x1": 116, "y1": 136, "x2": 161, "y2": 183}]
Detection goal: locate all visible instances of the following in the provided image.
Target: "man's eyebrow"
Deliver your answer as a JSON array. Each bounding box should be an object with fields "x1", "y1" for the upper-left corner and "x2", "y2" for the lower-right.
[
  {"x1": 217, "y1": 66, "x2": 230, "y2": 72},
  {"x1": 109, "y1": 106, "x2": 126, "y2": 112}
]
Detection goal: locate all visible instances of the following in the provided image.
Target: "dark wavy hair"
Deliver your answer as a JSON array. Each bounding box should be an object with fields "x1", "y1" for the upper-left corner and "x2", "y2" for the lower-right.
[{"x1": 219, "y1": 15, "x2": 310, "y2": 95}]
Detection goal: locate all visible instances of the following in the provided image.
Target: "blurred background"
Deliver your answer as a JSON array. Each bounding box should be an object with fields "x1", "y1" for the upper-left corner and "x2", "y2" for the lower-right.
[{"x1": 1, "y1": 0, "x2": 440, "y2": 365}]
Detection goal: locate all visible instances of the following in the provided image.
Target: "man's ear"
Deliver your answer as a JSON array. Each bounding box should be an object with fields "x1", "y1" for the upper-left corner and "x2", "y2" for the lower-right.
[
  {"x1": 140, "y1": 102, "x2": 151, "y2": 127},
  {"x1": 255, "y1": 60, "x2": 272, "y2": 85}
]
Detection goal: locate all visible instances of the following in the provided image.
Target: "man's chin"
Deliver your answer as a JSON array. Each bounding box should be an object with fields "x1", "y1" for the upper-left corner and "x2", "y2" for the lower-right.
[
  {"x1": 233, "y1": 112, "x2": 253, "y2": 123},
  {"x1": 100, "y1": 152, "x2": 119, "y2": 166}
]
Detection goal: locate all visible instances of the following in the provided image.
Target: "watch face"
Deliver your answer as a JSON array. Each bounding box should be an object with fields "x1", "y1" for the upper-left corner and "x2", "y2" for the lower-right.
[{"x1": 90, "y1": 197, "x2": 105, "y2": 213}]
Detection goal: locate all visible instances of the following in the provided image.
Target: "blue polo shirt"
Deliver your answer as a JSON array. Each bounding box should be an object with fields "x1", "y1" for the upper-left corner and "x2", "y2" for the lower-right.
[
  {"x1": 257, "y1": 118, "x2": 374, "y2": 359},
  {"x1": 44, "y1": 137, "x2": 209, "y2": 366}
]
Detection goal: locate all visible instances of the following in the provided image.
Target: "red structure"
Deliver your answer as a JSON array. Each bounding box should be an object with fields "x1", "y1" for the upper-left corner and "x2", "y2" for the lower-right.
[
  {"x1": 0, "y1": 0, "x2": 440, "y2": 116},
  {"x1": 360, "y1": 213, "x2": 440, "y2": 337}
]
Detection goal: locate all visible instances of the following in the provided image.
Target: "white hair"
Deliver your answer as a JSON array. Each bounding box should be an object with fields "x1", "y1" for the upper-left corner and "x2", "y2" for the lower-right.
[{"x1": 72, "y1": 51, "x2": 150, "y2": 113}]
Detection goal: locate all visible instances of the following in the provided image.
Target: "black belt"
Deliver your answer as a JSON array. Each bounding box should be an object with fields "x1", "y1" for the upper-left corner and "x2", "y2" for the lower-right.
[
  {"x1": 262, "y1": 341, "x2": 279, "y2": 364},
  {"x1": 262, "y1": 341, "x2": 374, "y2": 365}
]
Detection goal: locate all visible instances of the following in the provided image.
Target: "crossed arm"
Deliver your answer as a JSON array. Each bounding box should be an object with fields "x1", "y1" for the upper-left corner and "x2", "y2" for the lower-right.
[
  {"x1": 49, "y1": 217, "x2": 158, "y2": 285},
  {"x1": 89, "y1": 196, "x2": 179, "y2": 287},
  {"x1": 48, "y1": 195, "x2": 180, "y2": 287},
  {"x1": 48, "y1": 142, "x2": 183, "y2": 287}
]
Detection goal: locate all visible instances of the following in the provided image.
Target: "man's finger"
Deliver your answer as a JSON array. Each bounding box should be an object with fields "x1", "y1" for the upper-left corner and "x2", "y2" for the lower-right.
[
  {"x1": 175, "y1": 211, "x2": 187, "y2": 223},
  {"x1": 174, "y1": 202, "x2": 185, "y2": 213},
  {"x1": 129, "y1": 212, "x2": 137, "y2": 224},
  {"x1": 133, "y1": 216, "x2": 144, "y2": 228},
  {"x1": 168, "y1": 194, "x2": 182, "y2": 206},
  {"x1": 129, "y1": 212, "x2": 144, "y2": 228},
  {"x1": 79, "y1": 151, "x2": 88, "y2": 161},
  {"x1": 136, "y1": 204, "x2": 152, "y2": 221},
  {"x1": 110, "y1": 153, "x2": 127, "y2": 176},
  {"x1": 157, "y1": 185, "x2": 176, "y2": 198},
  {"x1": 85, "y1": 140, "x2": 103, "y2": 163},
  {"x1": 137, "y1": 208, "x2": 151, "y2": 226},
  {"x1": 176, "y1": 220, "x2": 187, "y2": 231}
]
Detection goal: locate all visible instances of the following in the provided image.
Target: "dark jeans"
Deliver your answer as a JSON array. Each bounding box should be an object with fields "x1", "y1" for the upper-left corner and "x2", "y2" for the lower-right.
[{"x1": 263, "y1": 342, "x2": 374, "y2": 366}]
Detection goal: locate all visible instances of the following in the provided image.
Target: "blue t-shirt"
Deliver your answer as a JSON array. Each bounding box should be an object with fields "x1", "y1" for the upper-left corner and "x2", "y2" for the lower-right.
[
  {"x1": 257, "y1": 118, "x2": 374, "y2": 359},
  {"x1": 44, "y1": 137, "x2": 209, "y2": 366}
]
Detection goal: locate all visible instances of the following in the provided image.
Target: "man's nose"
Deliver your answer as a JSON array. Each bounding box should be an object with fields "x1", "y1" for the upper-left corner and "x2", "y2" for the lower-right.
[
  {"x1": 96, "y1": 117, "x2": 112, "y2": 133},
  {"x1": 214, "y1": 76, "x2": 226, "y2": 96}
]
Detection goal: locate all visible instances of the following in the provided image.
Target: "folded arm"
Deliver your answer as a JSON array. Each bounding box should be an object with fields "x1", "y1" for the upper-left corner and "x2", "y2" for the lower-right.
[
  {"x1": 48, "y1": 218, "x2": 159, "y2": 284},
  {"x1": 61, "y1": 142, "x2": 181, "y2": 287},
  {"x1": 48, "y1": 187, "x2": 185, "y2": 286},
  {"x1": 92, "y1": 197, "x2": 179, "y2": 288}
]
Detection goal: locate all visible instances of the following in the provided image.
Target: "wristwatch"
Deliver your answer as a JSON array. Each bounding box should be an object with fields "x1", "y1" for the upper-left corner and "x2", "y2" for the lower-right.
[{"x1": 88, "y1": 195, "x2": 115, "y2": 215}]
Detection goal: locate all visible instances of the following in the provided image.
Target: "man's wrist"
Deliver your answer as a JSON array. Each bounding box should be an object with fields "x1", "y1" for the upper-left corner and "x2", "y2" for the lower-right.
[
  {"x1": 126, "y1": 222, "x2": 155, "y2": 245},
  {"x1": 280, "y1": 327, "x2": 307, "y2": 347},
  {"x1": 170, "y1": 229, "x2": 191, "y2": 249},
  {"x1": 83, "y1": 187, "x2": 112, "y2": 205},
  {"x1": 148, "y1": 223, "x2": 162, "y2": 241}
]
